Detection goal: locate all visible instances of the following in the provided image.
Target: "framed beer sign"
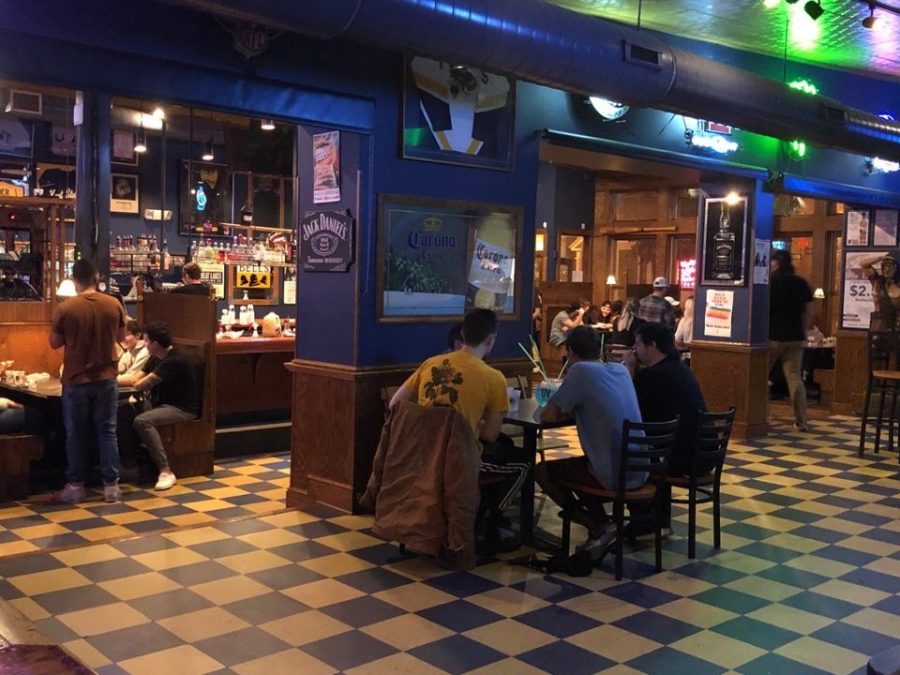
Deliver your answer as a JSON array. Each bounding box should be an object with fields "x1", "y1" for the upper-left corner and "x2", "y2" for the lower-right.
[
  {"x1": 226, "y1": 264, "x2": 280, "y2": 305},
  {"x1": 700, "y1": 195, "x2": 748, "y2": 286},
  {"x1": 376, "y1": 194, "x2": 522, "y2": 322}
]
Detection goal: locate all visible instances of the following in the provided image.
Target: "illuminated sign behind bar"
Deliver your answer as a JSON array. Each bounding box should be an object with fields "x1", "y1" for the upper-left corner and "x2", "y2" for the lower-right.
[{"x1": 690, "y1": 133, "x2": 739, "y2": 154}]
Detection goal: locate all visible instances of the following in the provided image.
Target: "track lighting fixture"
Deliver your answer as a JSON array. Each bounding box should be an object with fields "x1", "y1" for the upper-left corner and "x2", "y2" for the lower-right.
[
  {"x1": 202, "y1": 137, "x2": 214, "y2": 162},
  {"x1": 804, "y1": 0, "x2": 823, "y2": 20},
  {"x1": 260, "y1": 118, "x2": 276, "y2": 131},
  {"x1": 862, "y1": 2, "x2": 880, "y2": 28}
]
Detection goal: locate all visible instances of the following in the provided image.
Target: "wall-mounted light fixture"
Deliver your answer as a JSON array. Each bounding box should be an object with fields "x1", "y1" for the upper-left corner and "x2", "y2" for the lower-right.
[
  {"x1": 260, "y1": 118, "x2": 276, "y2": 131},
  {"x1": 201, "y1": 138, "x2": 215, "y2": 162},
  {"x1": 56, "y1": 278, "x2": 77, "y2": 298},
  {"x1": 606, "y1": 274, "x2": 617, "y2": 286},
  {"x1": 813, "y1": 287, "x2": 826, "y2": 299}
]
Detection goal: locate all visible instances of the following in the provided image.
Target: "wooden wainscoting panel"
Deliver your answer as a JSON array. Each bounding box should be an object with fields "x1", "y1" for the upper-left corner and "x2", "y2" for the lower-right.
[
  {"x1": 691, "y1": 341, "x2": 768, "y2": 438},
  {"x1": 832, "y1": 331, "x2": 866, "y2": 415},
  {"x1": 285, "y1": 357, "x2": 533, "y2": 514}
]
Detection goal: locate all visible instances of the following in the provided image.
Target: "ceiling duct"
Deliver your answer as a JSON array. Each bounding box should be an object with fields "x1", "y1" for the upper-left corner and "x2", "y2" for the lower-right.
[{"x1": 168, "y1": 0, "x2": 900, "y2": 162}]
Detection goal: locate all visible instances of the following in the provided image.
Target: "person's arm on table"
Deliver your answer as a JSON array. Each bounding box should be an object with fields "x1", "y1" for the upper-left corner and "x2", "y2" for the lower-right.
[
  {"x1": 539, "y1": 400, "x2": 569, "y2": 423},
  {"x1": 480, "y1": 410, "x2": 503, "y2": 443},
  {"x1": 132, "y1": 372, "x2": 161, "y2": 392}
]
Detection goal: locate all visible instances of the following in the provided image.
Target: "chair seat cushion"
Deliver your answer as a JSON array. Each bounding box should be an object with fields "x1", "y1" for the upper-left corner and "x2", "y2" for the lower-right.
[
  {"x1": 666, "y1": 472, "x2": 714, "y2": 486},
  {"x1": 558, "y1": 478, "x2": 656, "y2": 501}
]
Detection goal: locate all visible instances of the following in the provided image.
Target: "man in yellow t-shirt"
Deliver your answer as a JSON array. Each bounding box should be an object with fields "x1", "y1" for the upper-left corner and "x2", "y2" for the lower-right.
[
  {"x1": 393, "y1": 309, "x2": 508, "y2": 443},
  {"x1": 392, "y1": 309, "x2": 529, "y2": 551}
]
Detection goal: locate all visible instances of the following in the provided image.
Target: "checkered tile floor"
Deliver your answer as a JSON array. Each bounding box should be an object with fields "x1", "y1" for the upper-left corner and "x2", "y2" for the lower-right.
[
  {"x1": 1, "y1": 416, "x2": 899, "y2": 674},
  {"x1": 0, "y1": 456, "x2": 290, "y2": 557}
]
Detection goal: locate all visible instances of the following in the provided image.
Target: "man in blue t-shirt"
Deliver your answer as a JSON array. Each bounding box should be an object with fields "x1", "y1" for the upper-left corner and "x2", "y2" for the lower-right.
[{"x1": 536, "y1": 326, "x2": 645, "y2": 554}]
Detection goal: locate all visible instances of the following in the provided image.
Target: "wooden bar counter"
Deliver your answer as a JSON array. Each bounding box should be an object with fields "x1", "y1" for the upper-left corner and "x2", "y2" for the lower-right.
[{"x1": 215, "y1": 336, "x2": 294, "y2": 417}]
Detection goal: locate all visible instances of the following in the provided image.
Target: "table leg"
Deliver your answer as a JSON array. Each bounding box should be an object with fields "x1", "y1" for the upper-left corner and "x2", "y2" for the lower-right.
[{"x1": 520, "y1": 428, "x2": 538, "y2": 543}]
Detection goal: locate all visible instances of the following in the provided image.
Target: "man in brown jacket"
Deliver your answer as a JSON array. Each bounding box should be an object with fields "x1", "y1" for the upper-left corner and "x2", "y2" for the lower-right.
[{"x1": 49, "y1": 258, "x2": 127, "y2": 504}]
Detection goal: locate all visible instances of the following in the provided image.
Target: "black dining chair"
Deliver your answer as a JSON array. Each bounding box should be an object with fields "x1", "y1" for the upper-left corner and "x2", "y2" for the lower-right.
[
  {"x1": 666, "y1": 406, "x2": 736, "y2": 559},
  {"x1": 558, "y1": 417, "x2": 679, "y2": 580},
  {"x1": 859, "y1": 330, "x2": 900, "y2": 458}
]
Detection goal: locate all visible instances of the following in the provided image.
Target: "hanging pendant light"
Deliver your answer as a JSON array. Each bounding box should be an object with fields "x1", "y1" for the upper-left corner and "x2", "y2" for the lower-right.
[
  {"x1": 134, "y1": 103, "x2": 148, "y2": 154},
  {"x1": 260, "y1": 118, "x2": 276, "y2": 131},
  {"x1": 202, "y1": 137, "x2": 215, "y2": 162}
]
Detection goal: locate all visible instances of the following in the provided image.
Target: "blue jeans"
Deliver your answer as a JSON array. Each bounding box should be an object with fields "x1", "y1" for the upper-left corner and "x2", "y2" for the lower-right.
[{"x1": 62, "y1": 379, "x2": 120, "y2": 485}]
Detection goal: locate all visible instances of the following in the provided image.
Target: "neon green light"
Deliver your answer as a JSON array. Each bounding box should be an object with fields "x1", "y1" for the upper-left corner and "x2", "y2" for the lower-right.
[
  {"x1": 788, "y1": 4, "x2": 822, "y2": 51},
  {"x1": 788, "y1": 139, "x2": 808, "y2": 159},
  {"x1": 788, "y1": 79, "x2": 819, "y2": 96},
  {"x1": 763, "y1": 0, "x2": 780, "y2": 7}
]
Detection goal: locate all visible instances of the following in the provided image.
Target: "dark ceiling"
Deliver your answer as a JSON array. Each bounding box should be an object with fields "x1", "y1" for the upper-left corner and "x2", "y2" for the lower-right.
[{"x1": 550, "y1": 0, "x2": 900, "y2": 80}]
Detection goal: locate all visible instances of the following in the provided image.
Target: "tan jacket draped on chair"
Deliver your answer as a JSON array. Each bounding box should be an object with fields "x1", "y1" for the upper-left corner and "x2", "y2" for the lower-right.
[{"x1": 361, "y1": 400, "x2": 481, "y2": 569}]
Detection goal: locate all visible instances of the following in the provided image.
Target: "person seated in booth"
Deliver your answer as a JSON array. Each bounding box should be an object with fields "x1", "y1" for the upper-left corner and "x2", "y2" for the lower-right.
[
  {"x1": 117, "y1": 320, "x2": 150, "y2": 385},
  {"x1": 625, "y1": 322, "x2": 707, "y2": 527},
  {"x1": 549, "y1": 301, "x2": 584, "y2": 347},
  {"x1": 130, "y1": 321, "x2": 201, "y2": 490},
  {"x1": 0, "y1": 397, "x2": 25, "y2": 433},
  {"x1": 170, "y1": 262, "x2": 211, "y2": 295},
  {"x1": 536, "y1": 326, "x2": 645, "y2": 557},
  {"x1": 390, "y1": 309, "x2": 530, "y2": 550}
]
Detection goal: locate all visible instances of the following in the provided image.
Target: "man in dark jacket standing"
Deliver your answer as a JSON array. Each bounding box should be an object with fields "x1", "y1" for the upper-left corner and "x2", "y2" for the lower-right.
[{"x1": 769, "y1": 249, "x2": 813, "y2": 431}]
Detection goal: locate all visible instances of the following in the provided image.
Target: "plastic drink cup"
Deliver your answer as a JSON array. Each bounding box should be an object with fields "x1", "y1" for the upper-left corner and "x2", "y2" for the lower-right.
[{"x1": 535, "y1": 378, "x2": 562, "y2": 406}]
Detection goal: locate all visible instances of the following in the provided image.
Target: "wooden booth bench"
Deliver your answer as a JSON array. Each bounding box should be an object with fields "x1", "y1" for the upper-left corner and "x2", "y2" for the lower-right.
[{"x1": 139, "y1": 291, "x2": 217, "y2": 478}]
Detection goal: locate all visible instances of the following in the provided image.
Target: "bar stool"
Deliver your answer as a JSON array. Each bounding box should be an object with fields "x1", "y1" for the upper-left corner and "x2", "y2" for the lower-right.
[{"x1": 859, "y1": 330, "x2": 900, "y2": 458}]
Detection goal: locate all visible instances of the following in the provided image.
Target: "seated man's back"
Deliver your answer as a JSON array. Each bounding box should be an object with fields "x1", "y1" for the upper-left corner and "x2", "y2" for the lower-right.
[{"x1": 403, "y1": 349, "x2": 507, "y2": 437}]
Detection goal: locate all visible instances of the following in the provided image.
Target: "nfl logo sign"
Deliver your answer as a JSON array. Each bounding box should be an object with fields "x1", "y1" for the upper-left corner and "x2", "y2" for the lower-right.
[{"x1": 233, "y1": 23, "x2": 269, "y2": 59}]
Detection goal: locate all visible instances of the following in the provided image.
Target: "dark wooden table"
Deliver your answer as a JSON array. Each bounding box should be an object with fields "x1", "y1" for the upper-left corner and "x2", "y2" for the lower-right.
[{"x1": 502, "y1": 398, "x2": 575, "y2": 542}]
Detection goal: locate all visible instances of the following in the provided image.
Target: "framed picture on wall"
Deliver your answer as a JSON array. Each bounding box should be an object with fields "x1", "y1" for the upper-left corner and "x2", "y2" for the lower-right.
[
  {"x1": 180, "y1": 160, "x2": 232, "y2": 236},
  {"x1": 846, "y1": 209, "x2": 870, "y2": 246},
  {"x1": 35, "y1": 163, "x2": 76, "y2": 199},
  {"x1": 111, "y1": 129, "x2": 138, "y2": 166},
  {"x1": 700, "y1": 196, "x2": 748, "y2": 286},
  {"x1": 0, "y1": 119, "x2": 33, "y2": 159},
  {"x1": 376, "y1": 193, "x2": 521, "y2": 322},
  {"x1": 110, "y1": 174, "x2": 139, "y2": 214},
  {"x1": 401, "y1": 55, "x2": 515, "y2": 171},
  {"x1": 226, "y1": 264, "x2": 280, "y2": 306},
  {"x1": 873, "y1": 209, "x2": 898, "y2": 247}
]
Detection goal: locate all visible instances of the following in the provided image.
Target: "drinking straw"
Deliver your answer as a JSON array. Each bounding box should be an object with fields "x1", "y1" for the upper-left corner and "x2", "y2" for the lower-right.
[
  {"x1": 518, "y1": 342, "x2": 549, "y2": 381},
  {"x1": 557, "y1": 358, "x2": 569, "y2": 379},
  {"x1": 529, "y1": 334, "x2": 548, "y2": 377}
]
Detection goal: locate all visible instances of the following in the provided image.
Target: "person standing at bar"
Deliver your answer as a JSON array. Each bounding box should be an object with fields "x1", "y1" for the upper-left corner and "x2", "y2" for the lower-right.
[
  {"x1": 171, "y1": 262, "x2": 211, "y2": 295},
  {"x1": 49, "y1": 258, "x2": 128, "y2": 504},
  {"x1": 769, "y1": 249, "x2": 813, "y2": 432}
]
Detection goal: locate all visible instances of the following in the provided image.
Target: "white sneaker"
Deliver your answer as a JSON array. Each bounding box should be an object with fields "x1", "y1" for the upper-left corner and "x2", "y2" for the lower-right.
[
  {"x1": 103, "y1": 483, "x2": 121, "y2": 503},
  {"x1": 55, "y1": 482, "x2": 86, "y2": 504},
  {"x1": 154, "y1": 471, "x2": 177, "y2": 491},
  {"x1": 577, "y1": 525, "x2": 617, "y2": 558}
]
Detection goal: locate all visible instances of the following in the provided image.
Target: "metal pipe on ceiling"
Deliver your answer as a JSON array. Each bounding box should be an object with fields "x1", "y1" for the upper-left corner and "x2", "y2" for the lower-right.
[{"x1": 168, "y1": 0, "x2": 900, "y2": 162}]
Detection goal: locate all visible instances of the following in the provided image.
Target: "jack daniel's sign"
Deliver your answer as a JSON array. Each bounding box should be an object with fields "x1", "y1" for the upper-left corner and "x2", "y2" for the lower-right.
[{"x1": 300, "y1": 210, "x2": 354, "y2": 272}]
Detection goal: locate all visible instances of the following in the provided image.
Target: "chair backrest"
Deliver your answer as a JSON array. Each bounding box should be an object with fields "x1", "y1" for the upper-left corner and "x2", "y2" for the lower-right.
[
  {"x1": 618, "y1": 417, "x2": 680, "y2": 491},
  {"x1": 867, "y1": 330, "x2": 898, "y2": 374},
  {"x1": 381, "y1": 385, "x2": 400, "y2": 419},
  {"x1": 694, "y1": 406, "x2": 736, "y2": 476},
  {"x1": 506, "y1": 375, "x2": 528, "y2": 397}
]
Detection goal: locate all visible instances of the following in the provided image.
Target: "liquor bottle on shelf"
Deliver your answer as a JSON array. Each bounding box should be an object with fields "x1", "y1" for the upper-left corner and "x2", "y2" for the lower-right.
[{"x1": 713, "y1": 205, "x2": 736, "y2": 280}]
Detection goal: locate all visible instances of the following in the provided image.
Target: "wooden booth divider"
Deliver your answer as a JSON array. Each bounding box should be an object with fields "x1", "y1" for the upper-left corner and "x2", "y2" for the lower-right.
[{"x1": 138, "y1": 291, "x2": 217, "y2": 478}]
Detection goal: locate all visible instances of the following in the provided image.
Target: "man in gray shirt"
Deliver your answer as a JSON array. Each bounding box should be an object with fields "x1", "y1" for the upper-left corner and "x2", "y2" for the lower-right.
[{"x1": 536, "y1": 326, "x2": 645, "y2": 553}]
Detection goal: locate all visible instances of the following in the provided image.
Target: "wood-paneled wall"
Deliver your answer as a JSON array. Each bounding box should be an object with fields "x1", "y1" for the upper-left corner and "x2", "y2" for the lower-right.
[
  {"x1": 692, "y1": 341, "x2": 769, "y2": 438},
  {"x1": 285, "y1": 357, "x2": 533, "y2": 513},
  {"x1": 0, "y1": 303, "x2": 61, "y2": 376}
]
